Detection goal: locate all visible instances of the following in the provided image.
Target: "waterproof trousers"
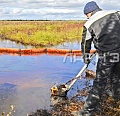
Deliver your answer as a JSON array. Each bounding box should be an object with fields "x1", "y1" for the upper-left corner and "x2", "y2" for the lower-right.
[{"x1": 79, "y1": 53, "x2": 120, "y2": 116}]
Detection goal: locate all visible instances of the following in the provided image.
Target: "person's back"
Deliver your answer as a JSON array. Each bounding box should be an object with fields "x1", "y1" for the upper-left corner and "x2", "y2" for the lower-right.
[
  {"x1": 74, "y1": 1, "x2": 120, "y2": 116},
  {"x1": 84, "y1": 10, "x2": 120, "y2": 53}
]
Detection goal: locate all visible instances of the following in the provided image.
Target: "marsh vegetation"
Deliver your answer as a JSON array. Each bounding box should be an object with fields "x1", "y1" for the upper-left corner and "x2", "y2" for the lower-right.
[{"x1": 0, "y1": 20, "x2": 84, "y2": 47}]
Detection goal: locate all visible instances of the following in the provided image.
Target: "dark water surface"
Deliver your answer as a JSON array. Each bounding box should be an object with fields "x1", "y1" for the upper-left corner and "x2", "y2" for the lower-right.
[{"x1": 0, "y1": 41, "x2": 96, "y2": 116}]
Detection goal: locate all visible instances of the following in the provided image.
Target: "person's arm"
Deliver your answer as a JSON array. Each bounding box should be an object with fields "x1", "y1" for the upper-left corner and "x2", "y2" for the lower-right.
[
  {"x1": 81, "y1": 26, "x2": 93, "y2": 63},
  {"x1": 81, "y1": 26, "x2": 93, "y2": 54}
]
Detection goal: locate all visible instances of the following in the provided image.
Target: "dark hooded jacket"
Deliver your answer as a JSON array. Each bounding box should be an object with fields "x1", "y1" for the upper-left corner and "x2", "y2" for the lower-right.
[{"x1": 81, "y1": 10, "x2": 120, "y2": 54}]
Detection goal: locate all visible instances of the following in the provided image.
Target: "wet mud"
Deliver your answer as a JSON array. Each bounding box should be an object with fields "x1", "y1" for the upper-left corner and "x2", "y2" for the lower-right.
[{"x1": 29, "y1": 75, "x2": 120, "y2": 116}]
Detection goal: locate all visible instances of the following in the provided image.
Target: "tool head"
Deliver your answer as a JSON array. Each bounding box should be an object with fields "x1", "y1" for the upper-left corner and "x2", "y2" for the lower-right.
[
  {"x1": 50, "y1": 84, "x2": 69, "y2": 97},
  {"x1": 50, "y1": 52, "x2": 97, "y2": 97}
]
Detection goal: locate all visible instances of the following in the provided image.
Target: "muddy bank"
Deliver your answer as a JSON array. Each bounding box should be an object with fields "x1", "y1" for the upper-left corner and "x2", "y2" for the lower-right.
[
  {"x1": 28, "y1": 75, "x2": 120, "y2": 116},
  {"x1": 29, "y1": 88, "x2": 120, "y2": 116}
]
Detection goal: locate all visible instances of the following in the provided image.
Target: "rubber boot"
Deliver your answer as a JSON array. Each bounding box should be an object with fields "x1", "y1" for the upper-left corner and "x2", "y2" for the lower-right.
[{"x1": 72, "y1": 93, "x2": 100, "y2": 116}]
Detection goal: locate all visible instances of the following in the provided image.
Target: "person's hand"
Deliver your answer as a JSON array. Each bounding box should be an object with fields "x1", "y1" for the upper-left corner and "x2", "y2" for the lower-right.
[{"x1": 83, "y1": 54, "x2": 90, "y2": 64}]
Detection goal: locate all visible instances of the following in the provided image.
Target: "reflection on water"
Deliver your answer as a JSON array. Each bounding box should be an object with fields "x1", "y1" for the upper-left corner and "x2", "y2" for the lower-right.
[
  {"x1": 0, "y1": 38, "x2": 81, "y2": 50},
  {"x1": 0, "y1": 54, "x2": 96, "y2": 116},
  {"x1": 0, "y1": 83, "x2": 16, "y2": 115},
  {"x1": 0, "y1": 39, "x2": 97, "y2": 115},
  {"x1": 0, "y1": 83, "x2": 16, "y2": 100},
  {"x1": 52, "y1": 41, "x2": 81, "y2": 50},
  {"x1": 0, "y1": 39, "x2": 95, "y2": 51},
  {"x1": 0, "y1": 39, "x2": 34, "y2": 49}
]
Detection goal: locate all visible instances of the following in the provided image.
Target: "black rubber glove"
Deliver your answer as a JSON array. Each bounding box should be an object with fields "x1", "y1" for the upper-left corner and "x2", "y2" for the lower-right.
[{"x1": 83, "y1": 54, "x2": 90, "y2": 64}]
